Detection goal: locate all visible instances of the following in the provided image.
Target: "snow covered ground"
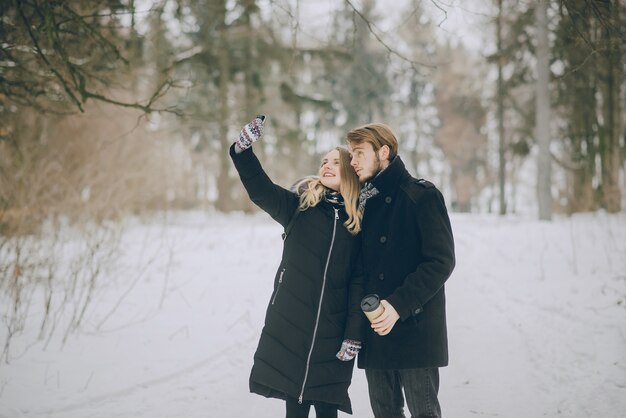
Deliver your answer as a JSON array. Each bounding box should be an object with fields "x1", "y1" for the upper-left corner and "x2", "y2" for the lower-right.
[{"x1": 1, "y1": 211, "x2": 625, "y2": 418}]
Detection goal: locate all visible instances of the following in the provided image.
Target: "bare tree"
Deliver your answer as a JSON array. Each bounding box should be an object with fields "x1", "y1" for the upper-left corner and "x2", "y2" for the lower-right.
[
  {"x1": 597, "y1": 0, "x2": 623, "y2": 213},
  {"x1": 536, "y1": 0, "x2": 552, "y2": 220},
  {"x1": 434, "y1": 44, "x2": 489, "y2": 213},
  {"x1": 554, "y1": 0, "x2": 624, "y2": 213},
  {"x1": 0, "y1": 0, "x2": 178, "y2": 115},
  {"x1": 496, "y1": 0, "x2": 508, "y2": 215}
]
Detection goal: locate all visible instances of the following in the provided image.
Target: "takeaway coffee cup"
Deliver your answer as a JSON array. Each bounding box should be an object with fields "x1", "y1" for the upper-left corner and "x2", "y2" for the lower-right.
[{"x1": 361, "y1": 294, "x2": 385, "y2": 322}]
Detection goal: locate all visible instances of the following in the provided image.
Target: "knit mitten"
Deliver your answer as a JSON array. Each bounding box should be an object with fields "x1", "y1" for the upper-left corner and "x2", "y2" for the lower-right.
[
  {"x1": 234, "y1": 114, "x2": 266, "y2": 153},
  {"x1": 336, "y1": 339, "x2": 362, "y2": 361}
]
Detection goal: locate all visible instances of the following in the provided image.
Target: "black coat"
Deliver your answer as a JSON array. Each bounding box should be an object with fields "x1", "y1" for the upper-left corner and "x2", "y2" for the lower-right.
[
  {"x1": 230, "y1": 145, "x2": 364, "y2": 414},
  {"x1": 357, "y1": 156, "x2": 455, "y2": 370}
]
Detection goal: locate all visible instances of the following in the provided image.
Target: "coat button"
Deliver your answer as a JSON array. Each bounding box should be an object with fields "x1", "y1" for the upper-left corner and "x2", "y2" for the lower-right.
[
  {"x1": 379, "y1": 273, "x2": 384, "y2": 280},
  {"x1": 385, "y1": 196, "x2": 392, "y2": 203},
  {"x1": 414, "y1": 307, "x2": 422, "y2": 315},
  {"x1": 380, "y1": 236, "x2": 387, "y2": 243}
]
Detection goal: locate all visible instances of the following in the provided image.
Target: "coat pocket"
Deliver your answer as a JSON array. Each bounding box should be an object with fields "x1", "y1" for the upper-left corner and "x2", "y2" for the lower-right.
[{"x1": 271, "y1": 268, "x2": 286, "y2": 305}]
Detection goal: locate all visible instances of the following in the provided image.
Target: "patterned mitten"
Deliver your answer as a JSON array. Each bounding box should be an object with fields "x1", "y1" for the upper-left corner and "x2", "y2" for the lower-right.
[
  {"x1": 234, "y1": 114, "x2": 266, "y2": 153},
  {"x1": 336, "y1": 339, "x2": 362, "y2": 361}
]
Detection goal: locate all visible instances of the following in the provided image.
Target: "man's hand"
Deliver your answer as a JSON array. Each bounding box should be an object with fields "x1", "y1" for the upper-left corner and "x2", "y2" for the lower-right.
[{"x1": 371, "y1": 300, "x2": 400, "y2": 336}]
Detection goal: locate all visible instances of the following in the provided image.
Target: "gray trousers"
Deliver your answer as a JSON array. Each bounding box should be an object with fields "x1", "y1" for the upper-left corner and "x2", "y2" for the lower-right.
[{"x1": 365, "y1": 367, "x2": 441, "y2": 418}]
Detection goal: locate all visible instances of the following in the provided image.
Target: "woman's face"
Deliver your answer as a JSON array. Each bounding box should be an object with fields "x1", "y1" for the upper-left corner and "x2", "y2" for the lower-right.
[{"x1": 319, "y1": 149, "x2": 342, "y2": 192}]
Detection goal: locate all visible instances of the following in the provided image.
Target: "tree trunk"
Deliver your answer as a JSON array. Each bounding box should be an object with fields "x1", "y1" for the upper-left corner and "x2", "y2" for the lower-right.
[
  {"x1": 241, "y1": 0, "x2": 261, "y2": 213},
  {"x1": 215, "y1": 0, "x2": 233, "y2": 212},
  {"x1": 497, "y1": 0, "x2": 507, "y2": 215},
  {"x1": 570, "y1": 121, "x2": 596, "y2": 213},
  {"x1": 599, "y1": 0, "x2": 622, "y2": 213},
  {"x1": 559, "y1": 0, "x2": 599, "y2": 213},
  {"x1": 536, "y1": 0, "x2": 552, "y2": 220}
]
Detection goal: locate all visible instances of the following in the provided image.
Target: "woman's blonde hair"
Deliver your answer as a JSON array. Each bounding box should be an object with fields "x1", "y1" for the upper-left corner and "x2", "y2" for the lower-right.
[{"x1": 296, "y1": 147, "x2": 362, "y2": 235}]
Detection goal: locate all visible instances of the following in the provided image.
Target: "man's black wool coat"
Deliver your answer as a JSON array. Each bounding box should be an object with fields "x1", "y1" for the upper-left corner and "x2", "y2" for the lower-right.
[{"x1": 357, "y1": 155, "x2": 455, "y2": 370}]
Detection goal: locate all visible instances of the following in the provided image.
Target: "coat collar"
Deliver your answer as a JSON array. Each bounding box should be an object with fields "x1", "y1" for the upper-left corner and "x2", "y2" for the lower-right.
[
  {"x1": 317, "y1": 198, "x2": 348, "y2": 220},
  {"x1": 370, "y1": 155, "x2": 411, "y2": 194}
]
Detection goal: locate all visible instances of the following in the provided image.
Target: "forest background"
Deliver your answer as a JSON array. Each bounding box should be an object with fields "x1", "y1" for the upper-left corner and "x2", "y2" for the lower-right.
[{"x1": 0, "y1": 0, "x2": 624, "y2": 363}]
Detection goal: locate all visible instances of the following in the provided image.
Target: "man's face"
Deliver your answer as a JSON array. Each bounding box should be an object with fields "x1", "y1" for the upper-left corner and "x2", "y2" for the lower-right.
[{"x1": 349, "y1": 142, "x2": 384, "y2": 183}]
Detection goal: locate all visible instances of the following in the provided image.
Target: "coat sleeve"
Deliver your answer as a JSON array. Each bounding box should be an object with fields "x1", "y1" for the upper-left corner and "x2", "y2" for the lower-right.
[
  {"x1": 229, "y1": 144, "x2": 299, "y2": 228},
  {"x1": 386, "y1": 187, "x2": 456, "y2": 321},
  {"x1": 343, "y1": 246, "x2": 366, "y2": 341}
]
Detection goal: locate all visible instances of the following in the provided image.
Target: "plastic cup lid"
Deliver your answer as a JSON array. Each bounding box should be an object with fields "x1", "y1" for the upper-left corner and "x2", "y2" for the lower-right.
[{"x1": 361, "y1": 294, "x2": 380, "y2": 312}]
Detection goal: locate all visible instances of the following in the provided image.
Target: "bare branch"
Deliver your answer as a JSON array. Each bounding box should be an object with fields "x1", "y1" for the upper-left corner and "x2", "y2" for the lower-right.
[
  {"x1": 16, "y1": 0, "x2": 84, "y2": 110},
  {"x1": 429, "y1": 0, "x2": 449, "y2": 27},
  {"x1": 80, "y1": 79, "x2": 183, "y2": 116},
  {"x1": 4, "y1": 0, "x2": 177, "y2": 115},
  {"x1": 344, "y1": 0, "x2": 437, "y2": 70}
]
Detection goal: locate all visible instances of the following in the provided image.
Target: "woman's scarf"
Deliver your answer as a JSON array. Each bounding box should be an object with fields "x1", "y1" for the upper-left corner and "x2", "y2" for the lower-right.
[{"x1": 324, "y1": 188, "x2": 345, "y2": 206}]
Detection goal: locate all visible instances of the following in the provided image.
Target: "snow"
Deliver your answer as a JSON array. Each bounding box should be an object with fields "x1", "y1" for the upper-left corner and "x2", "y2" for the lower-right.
[{"x1": 1, "y1": 211, "x2": 625, "y2": 418}]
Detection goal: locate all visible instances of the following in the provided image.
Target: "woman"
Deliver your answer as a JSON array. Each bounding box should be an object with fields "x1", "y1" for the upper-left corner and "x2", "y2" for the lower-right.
[{"x1": 230, "y1": 115, "x2": 364, "y2": 418}]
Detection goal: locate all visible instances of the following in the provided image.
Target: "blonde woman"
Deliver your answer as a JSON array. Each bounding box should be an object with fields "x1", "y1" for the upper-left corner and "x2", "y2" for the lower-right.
[{"x1": 230, "y1": 115, "x2": 364, "y2": 418}]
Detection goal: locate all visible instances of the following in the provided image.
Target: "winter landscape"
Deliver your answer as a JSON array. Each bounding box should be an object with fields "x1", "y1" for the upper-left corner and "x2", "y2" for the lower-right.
[
  {"x1": 1, "y1": 210, "x2": 624, "y2": 418},
  {"x1": 2, "y1": 0, "x2": 626, "y2": 417}
]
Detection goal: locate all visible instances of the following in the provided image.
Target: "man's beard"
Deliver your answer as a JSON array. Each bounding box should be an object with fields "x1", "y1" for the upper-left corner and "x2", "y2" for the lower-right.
[{"x1": 363, "y1": 152, "x2": 383, "y2": 183}]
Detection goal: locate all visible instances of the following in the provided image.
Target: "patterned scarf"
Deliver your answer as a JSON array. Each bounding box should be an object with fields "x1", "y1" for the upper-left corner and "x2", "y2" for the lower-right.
[
  {"x1": 324, "y1": 189, "x2": 345, "y2": 206},
  {"x1": 358, "y1": 182, "x2": 379, "y2": 214}
]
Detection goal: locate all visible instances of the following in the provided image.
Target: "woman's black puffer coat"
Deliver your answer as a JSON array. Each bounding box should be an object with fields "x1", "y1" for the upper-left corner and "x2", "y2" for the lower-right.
[{"x1": 230, "y1": 144, "x2": 364, "y2": 414}]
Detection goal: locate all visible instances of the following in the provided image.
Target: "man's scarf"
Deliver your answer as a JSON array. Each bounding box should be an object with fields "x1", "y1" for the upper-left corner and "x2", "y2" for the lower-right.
[{"x1": 358, "y1": 182, "x2": 379, "y2": 214}]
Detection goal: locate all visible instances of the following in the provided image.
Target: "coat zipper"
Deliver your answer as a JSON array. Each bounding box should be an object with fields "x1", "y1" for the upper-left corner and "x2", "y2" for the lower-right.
[
  {"x1": 298, "y1": 208, "x2": 339, "y2": 404},
  {"x1": 271, "y1": 268, "x2": 285, "y2": 305}
]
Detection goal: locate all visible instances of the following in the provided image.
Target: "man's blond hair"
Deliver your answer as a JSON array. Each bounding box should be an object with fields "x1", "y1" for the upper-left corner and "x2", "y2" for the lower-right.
[{"x1": 346, "y1": 123, "x2": 399, "y2": 161}]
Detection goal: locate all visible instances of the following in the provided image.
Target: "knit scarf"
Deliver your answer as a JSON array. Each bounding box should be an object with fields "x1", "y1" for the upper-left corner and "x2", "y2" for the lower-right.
[
  {"x1": 324, "y1": 189, "x2": 345, "y2": 206},
  {"x1": 358, "y1": 182, "x2": 379, "y2": 214}
]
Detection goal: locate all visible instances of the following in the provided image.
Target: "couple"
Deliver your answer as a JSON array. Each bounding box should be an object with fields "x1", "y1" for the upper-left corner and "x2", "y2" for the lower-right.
[{"x1": 230, "y1": 115, "x2": 455, "y2": 418}]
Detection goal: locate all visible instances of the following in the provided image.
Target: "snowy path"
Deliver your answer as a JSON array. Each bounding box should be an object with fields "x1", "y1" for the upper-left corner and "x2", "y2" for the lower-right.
[{"x1": 1, "y1": 212, "x2": 625, "y2": 417}]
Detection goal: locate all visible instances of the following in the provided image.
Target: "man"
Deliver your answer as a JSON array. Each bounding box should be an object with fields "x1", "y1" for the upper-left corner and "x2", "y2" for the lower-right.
[{"x1": 346, "y1": 123, "x2": 455, "y2": 418}]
